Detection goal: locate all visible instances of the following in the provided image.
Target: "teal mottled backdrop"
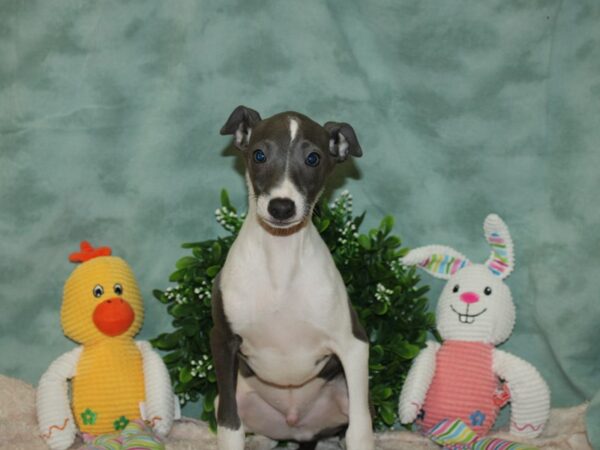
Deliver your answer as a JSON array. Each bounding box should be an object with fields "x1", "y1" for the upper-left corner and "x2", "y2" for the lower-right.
[{"x1": 1, "y1": 0, "x2": 598, "y2": 446}]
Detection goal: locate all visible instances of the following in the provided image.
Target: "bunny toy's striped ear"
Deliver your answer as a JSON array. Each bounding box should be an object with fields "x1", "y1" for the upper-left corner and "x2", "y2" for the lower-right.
[
  {"x1": 401, "y1": 245, "x2": 471, "y2": 280},
  {"x1": 483, "y1": 214, "x2": 514, "y2": 279}
]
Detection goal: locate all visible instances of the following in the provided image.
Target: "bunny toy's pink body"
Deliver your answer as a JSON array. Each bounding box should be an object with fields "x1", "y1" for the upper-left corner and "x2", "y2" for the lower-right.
[{"x1": 419, "y1": 340, "x2": 506, "y2": 435}]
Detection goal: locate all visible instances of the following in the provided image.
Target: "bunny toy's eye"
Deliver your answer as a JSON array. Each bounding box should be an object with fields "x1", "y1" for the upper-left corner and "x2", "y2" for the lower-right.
[
  {"x1": 484, "y1": 286, "x2": 492, "y2": 296},
  {"x1": 93, "y1": 284, "x2": 104, "y2": 298},
  {"x1": 452, "y1": 284, "x2": 459, "y2": 293}
]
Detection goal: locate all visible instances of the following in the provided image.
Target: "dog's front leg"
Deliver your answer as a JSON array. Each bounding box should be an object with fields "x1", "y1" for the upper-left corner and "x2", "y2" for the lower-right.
[
  {"x1": 211, "y1": 328, "x2": 245, "y2": 449},
  {"x1": 211, "y1": 274, "x2": 245, "y2": 450},
  {"x1": 336, "y1": 337, "x2": 375, "y2": 450}
]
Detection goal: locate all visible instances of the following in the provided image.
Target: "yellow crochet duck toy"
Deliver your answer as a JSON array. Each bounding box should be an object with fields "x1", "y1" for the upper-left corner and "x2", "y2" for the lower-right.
[{"x1": 36, "y1": 242, "x2": 176, "y2": 450}]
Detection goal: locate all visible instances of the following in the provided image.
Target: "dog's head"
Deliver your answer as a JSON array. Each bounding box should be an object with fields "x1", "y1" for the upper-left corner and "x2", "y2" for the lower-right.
[{"x1": 221, "y1": 105, "x2": 362, "y2": 230}]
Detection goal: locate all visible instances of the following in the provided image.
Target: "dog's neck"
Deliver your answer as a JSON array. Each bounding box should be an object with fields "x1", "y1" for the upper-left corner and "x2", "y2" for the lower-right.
[{"x1": 237, "y1": 187, "x2": 320, "y2": 291}]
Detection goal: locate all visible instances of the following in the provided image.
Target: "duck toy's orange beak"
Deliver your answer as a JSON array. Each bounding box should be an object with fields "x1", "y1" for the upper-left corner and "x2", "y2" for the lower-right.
[{"x1": 92, "y1": 297, "x2": 135, "y2": 337}]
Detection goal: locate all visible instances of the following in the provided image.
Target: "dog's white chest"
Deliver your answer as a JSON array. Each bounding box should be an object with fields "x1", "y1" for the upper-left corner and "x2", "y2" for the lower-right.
[{"x1": 220, "y1": 223, "x2": 345, "y2": 386}]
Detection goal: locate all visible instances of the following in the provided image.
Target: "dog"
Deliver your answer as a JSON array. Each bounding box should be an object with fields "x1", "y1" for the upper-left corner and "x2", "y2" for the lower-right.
[{"x1": 210, "y1": 106, "x2": 375, "y2": 450}]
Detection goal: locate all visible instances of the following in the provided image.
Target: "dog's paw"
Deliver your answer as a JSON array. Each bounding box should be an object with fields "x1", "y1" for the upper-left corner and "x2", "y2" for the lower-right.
[
  {"x1": 217, "y1": 425, "x2": 245, "y2": 450},
  {"x1": 344, "y1": 426, "x2": 374, "y2": 450}
]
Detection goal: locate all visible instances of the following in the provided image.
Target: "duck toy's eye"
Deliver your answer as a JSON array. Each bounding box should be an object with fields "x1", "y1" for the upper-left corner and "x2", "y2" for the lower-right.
[
  {"x1": 305, "y1": 152, "x2": 320, "y2": 167},
  {"x1": 114, "y1": 283, "x2": 123, "y2": 295},
  {"x1": 253, "y1": 149, "x2": 266, "y2": 163},
  {"x1": 93, "y1": 284, "x2": 104, "y2": 298},
  {"x1": 452, "y1": 284, "x2": 459, "y2": 293}
]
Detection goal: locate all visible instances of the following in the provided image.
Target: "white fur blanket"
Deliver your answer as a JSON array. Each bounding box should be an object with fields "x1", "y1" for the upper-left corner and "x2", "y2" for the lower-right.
[{"x1": 0, "y1": 375, "x2": 591, "y2": 450}]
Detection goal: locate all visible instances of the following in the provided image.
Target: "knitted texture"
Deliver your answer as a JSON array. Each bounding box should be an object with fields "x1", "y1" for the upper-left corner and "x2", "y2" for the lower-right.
[
  {"x1": 434, "y1": 265, "x2": 516, "y2": 344},
  {"x1": 401, "y1": 245, "x2": 470, "y2": 280},
  {"x1": 136, "y1": 341, "x2": 176, "y2": 437},
  {"x1": 36, "y1": 347, "x2": 82, "y2": 450},
  {"x1": 493, "y1": 350, "x2": 550, "y2": 438},
  {"x1": 62, "y1": 254, "x2": 146, "y2": 434},
  {"x1": 72, "y1": 339, "x2": 145, "y2": 434},
  {"x1": 483, "y1": 215, "x2": 514, "y2": 279},
  {"x1": 37, "y1": 243, "x2": 175, "y2": 449},
  {"x1": 399, "y1": 215, "x2": 550, "y2": 440},
  {"x1": 61, "y1": 256, "x2": 144, "y2": 345},
  {"x1": 420, "y1": 341, "x2": 499, "y2": 435},
  {"x1": 427, "y1": 418, "x2": 538, "y2": 450},
  {"x1": 82, "y1": 419, "x2": 165, "y2": 450}
]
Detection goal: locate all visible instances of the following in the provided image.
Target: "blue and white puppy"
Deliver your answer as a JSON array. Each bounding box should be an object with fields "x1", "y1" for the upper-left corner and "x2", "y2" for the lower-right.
[{"x1": 211, "y1": 106, "x2": 374, "y2": 450}]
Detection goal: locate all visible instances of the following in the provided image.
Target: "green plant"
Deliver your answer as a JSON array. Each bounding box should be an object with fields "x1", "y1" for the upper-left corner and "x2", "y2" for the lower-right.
[{"x1": 151, "y1": 189, "x2": 434, "y2": 431}]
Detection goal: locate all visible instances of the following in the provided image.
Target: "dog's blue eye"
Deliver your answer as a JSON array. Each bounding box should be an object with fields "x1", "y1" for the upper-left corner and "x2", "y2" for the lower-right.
[
  {"x1": 253, "y1": 149, "x2": 266, "y2": 163},
  {"x1": 305, "y1": 152, "x2": 320, "y2": 167}
]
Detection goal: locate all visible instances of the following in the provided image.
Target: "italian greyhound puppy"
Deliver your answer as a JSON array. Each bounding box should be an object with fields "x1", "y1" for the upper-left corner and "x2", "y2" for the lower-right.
[{"x1": 211, "y1": 106, "x2": 374, "y2": 450}]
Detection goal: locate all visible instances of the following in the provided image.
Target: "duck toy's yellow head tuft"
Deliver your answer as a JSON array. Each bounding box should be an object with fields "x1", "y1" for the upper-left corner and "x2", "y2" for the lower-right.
[{"x1": 61, "y1": 241, "x2": 144, "y2": 345}]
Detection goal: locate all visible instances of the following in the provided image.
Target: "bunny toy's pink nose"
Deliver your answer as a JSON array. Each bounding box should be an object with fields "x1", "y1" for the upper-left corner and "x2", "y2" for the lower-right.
[{"x1": 460, "y1": 292, "x2": 480, "y2": 304}]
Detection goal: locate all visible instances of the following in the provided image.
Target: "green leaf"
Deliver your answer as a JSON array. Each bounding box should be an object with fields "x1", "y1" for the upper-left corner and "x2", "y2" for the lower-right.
[
  {"x1": 397, "y1": 342, "x2": 421, "y2": 360},
  {"x1": 208, "y1": 414, "x2": 217, "y2": 432},
  {"x1": 182, "y1": 318, "x2": 198, "y2": 336},
  {"x1": 372, "y1": 385, "x2": 393, "y2": 400},
  {"x1": 206, "y1": 265, "x2": 221, "y2": 277},
  {"x1": 153, "y1": 289, "x2": 169, "y2": 304},
  {"x1": 371, "y1": 345, "x2": 384, "y2": 359},
  {"x1": 169, "y1": 269, "x2": 186, "y2": 282},
  {"x1": 380, "y1": 402, "x2": 396, "y2": 426},
  {"x1": 179, "y1": 367, "x2": 193, "y2": 384},
  {"x1": 212, "y1": 242, "x2": 222, "y2": 262},
  {"x1": 318, "y1": 218, "x2": 331, "y2": 233},
  {"x1": 152, "y1": 332, "x2": 181, "y2": 351},
  {"x1": 358, "y1": 234, "x2": 371, "y2": 250},
  {"x1": 383, "y1": 236, "x2": 401, "y2": 248},
  {"x1": 163, "y1": 350, "x2": 183, "y2": 364},
  {"x1": 181, "y1": 241, "x2": 204, "y2": 248},
  {"x1": 220, "y1": 189, "x2": 231, "y2": 208},
  {"x1": 170, "y1": 303, "x2": 194, "y2": 318},
  {"x1": 380, "y1": 215, "x2": 394, "y2": 235},
  {"x1": 176, "y1": 256, "x2": 198, "y2": 269},
  {"x1": 373, "y1": 302, "x2": 389, "y2": 315},
  {"x1": 203, "y1": 394, "x2": 215, "y2": 412},
  {"x1": 369, "y1": 363, "x2": 386, "y2": 371}
]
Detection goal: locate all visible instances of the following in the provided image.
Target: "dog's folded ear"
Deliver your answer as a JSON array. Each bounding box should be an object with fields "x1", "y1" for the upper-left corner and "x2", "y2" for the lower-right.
[
  {"x1": 220, "y1": 105, "x2": 262, "y2": 150},
  {"x1": 324, "y1": 122, "x2": 362, "y2": 162}
]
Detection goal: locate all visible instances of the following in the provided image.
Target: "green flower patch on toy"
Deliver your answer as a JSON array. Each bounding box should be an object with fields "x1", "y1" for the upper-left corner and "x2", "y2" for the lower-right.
[
  {"x1": 151, "y1": 189, "x2": 435, "y2": 430},
  {"x1": 81, "y1": 408, "x2": 97, "y2": 426},
  {"x1": 113, "y1": 416, "x2": 129, "y2": 431}
]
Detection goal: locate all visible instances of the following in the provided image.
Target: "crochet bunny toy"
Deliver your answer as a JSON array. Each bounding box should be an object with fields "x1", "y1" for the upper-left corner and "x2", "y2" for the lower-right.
[
  {"x1": 399, "y1": 215, "x2": 550, "y2": 447},
  {"x1": 37, "y1": 241, "x2": 176, "y2": 450}
]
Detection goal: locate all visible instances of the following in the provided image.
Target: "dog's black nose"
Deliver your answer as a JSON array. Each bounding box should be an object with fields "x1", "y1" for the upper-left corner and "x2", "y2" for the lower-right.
[{"x1": 268, "y1": 198, "x2": 296, "y2": 221}]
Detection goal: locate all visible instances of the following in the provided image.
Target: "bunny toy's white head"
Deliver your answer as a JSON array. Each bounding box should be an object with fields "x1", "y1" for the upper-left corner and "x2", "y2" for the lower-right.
[{"x1": 402, "y1": 214, "x2": 516, "y2": 345}]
